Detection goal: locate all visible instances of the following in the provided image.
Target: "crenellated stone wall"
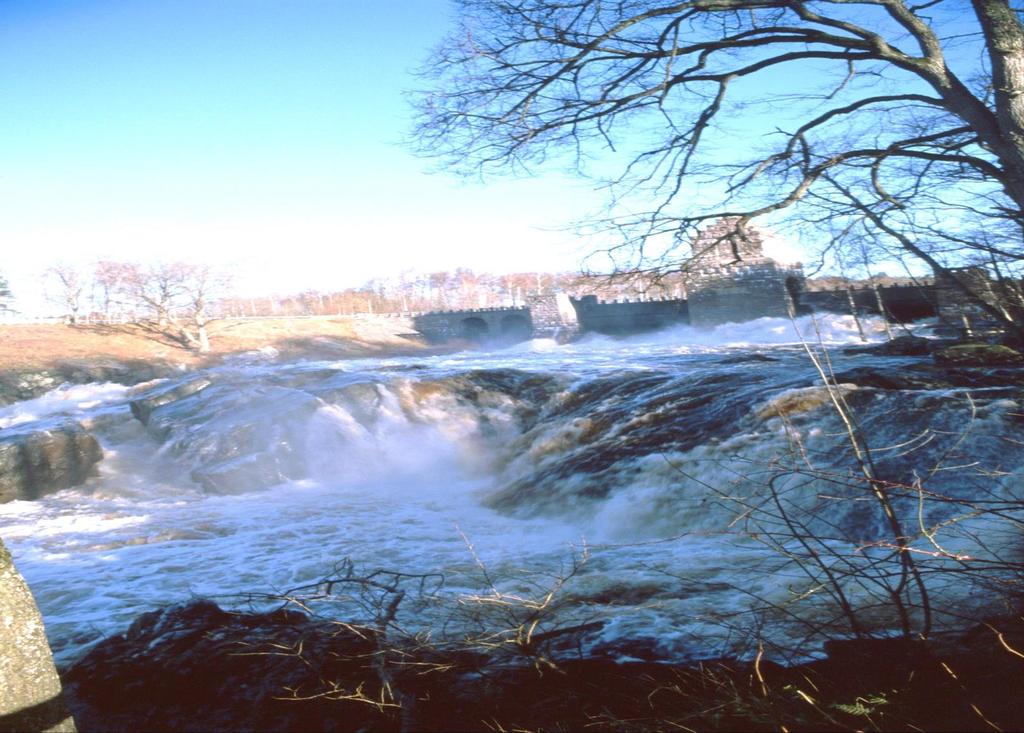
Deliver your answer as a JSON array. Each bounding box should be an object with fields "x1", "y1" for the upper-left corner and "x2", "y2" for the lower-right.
[
  {"x1": 569, "y1": 295, "x2": 688, "y2": 334},
  {"x1": 690, "y1": 217, "x2": 767, "y2": 264},
  {"x1": 686, "y1": 259, "x2": 802, "y2": 328}
]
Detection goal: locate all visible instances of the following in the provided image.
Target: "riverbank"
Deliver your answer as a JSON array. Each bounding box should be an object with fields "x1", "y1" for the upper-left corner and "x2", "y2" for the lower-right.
[
  {"x1": 60, "y1": 599, "x2": 1024, "y2": 732},
  {"x1": 0, "y1": 317, "x2": 436, "y2": 404}
]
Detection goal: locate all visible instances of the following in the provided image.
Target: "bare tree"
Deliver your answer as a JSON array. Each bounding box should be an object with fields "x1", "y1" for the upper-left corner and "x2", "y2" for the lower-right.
[
  {"x1": 44, "y1": 264, "x2": 85, "y2": 324},
  {"x1": 121, "y1": 262, "x2": 189, "y2": 328},
  {"x1": 116, "y1": 261, "x2": 230, "y2": 351},
  {"x1": 415, "y1": 0, "x2": 1024, "y2": 334},
  {"x1": 93, "y1": 260, "x2": 137, "y2": 323},
  {"x1": 177, "y1": 264, "x2": 231, "y2": 353}
]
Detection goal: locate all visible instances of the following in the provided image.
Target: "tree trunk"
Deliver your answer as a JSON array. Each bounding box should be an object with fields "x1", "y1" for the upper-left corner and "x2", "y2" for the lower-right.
[
  {"x1": 845, "y1": 284, "x2": 867, "y2": 342},
  {"x1": 197, "y1": 325, "x2": 210, "y2": 353},
  {"x1": 962, "y1": 1, "x2": 1024, "y2": 209},
  {"x1": 974, "y1": 1, "x2": 1024, "y2": 148},
  {"x1": 869, "y1": 279, "x2": 894, "y2": 340}
]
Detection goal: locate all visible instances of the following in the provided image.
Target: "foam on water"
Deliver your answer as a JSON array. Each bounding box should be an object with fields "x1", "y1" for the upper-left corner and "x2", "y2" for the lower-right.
[
  {"x1": 397, "y1": 314, "x2": 892, "y2": 375},
  {"x1": 565, "y1": 313, "x2": 891, "y2": 351}
]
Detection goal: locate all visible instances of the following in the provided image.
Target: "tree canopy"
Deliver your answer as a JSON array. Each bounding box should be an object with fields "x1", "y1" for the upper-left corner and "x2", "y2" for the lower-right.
[{"x1": 415, "y1": 0, "x2": 1024, "y2": 313}]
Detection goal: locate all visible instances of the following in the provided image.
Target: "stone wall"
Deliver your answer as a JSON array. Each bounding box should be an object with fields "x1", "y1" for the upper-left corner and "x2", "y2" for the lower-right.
[
  {"x1": 526, "y1": 293, "x2": 579, "y2": 339},
  {"x1": 680, "y1": 219, "x2": 805, "y2": 328},
  {"x1": 569, "y1": 295, "x2": 688, "y2": 334},
  {"x1": 0, "y1": 538, "x2": 76, "y2": 732},
  {"x1": 686, "y1": 260, "x2": 802, "y2": 328}
]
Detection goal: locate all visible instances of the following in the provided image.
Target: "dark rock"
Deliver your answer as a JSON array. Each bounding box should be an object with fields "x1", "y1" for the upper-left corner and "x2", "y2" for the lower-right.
[
  {"x1": 934, "y1": 342, "x2": 1024, "y2": 366},
  {"x1": 830, "y1": 366, "x2": 953, "y2": 391},
  {"x1": 842, "y1": 334, "x2": 944, "y2": 357},
  {"x1": 1000, "y1": 332, "x2": 1024, "y2": 350},
  {"x1": 822, "y1": 636, "x2": 932, "y2": 668},
  {"x1": 717, "y1": 352, "x2": 779, "y2": 364},
  {"x1": 0, "y1": 538, "x2": 76, "y2": 732},
  {"x1": 0, "y1": 371, "x2": 60, "y2": 406},
  {"x1": 0, "y1": 421, "x2": 103, "y2": 503},
  {"x1": 832, "y1": 363, "x2": 1024, "y2": 391},
  {"x1": 589, "y1": 636, "x2": 666, "y2": 662},
  {"x1": 61, "y1": 600, "x2": 385, "y2": 733},
  {"x1": 56, "y1": 599, "x2": 1024, "y2": 733}
]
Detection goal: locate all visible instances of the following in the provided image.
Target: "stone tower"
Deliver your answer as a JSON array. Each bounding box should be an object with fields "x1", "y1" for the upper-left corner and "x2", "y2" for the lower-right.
[
  {"x1": 690, "y1": 217, "x2": 767, "y2": 265},
  {"x1": 685, "y1": 218, "x2": 805, "y2": 327}
]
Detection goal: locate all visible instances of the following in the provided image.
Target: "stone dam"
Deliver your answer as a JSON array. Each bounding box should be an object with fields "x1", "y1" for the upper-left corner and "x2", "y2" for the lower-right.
[{"x1": 410, "y1": 220, "x2": 992, "y2": 344}]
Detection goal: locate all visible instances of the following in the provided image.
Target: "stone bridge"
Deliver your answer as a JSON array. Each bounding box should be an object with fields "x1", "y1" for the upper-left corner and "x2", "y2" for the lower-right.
[
  {"x1": 413, "y1": 293, "x2": 581, "y2": 344},
  {"x1": 413, "y1": 306, "x2": 534, "y2": 344}
]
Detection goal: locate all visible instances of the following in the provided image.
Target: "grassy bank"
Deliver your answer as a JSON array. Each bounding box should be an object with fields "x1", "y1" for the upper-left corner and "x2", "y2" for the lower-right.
[
  {"x1": 0, "y1": 316, "x2": 443, "y2": 405},
  {"x1": 0, "y1": 317, "x2": 430, "y2": 373}
]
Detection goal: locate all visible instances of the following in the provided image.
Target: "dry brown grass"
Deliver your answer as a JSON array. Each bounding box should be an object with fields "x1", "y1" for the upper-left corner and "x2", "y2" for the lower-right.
[{"x1": 0, "y1": 317, "x2": 432, "y2": 373}]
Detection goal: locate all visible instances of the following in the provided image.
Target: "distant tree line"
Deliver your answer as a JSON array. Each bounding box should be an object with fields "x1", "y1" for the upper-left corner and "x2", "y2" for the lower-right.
[
  {"x1": 44, "y1": 263, "x2": 655, "y2": 326},
  {"x1": 217, "y1": 269, "x2": 701, "y2": 318}
]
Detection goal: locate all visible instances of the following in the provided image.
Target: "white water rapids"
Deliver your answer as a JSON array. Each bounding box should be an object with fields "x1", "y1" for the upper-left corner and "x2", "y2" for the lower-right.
[{"x1": 1, "y1": 315, "x2": 1021, "y2": 667}]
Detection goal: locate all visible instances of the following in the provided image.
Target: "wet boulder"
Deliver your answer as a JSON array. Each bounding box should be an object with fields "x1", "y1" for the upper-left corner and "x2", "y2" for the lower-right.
[
  {"x1": 136, "y1": 381, "x2": 322, "y2": 492},
  {"x1": 0, "y1": 361, "x2": 184, "y2": 406},
  {"x1": 128, "y1": 376, "x2": 214, "y2": 426},
  {"x1": 189, "y1": 451, "x2": 300, "y2": 494},
  {"x1": 0, "y1": 538, "x2": 76, "y2": 732},
  {"x1": 831, "y1": 364, "x2": 1024, "y2": 391},
  {"x1": 755, "y1": 384, "x2": 858, "y2": 419},
  {"x1": 308, "y1": 377, "x2": 387, "y2": 428},
  {"x1": 0, "y1": 420, "x2": 103, "y2": 503}
]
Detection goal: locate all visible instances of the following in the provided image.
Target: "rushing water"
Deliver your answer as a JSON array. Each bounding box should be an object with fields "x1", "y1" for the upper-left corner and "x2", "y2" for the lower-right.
[{"x1": 1, "y1": 315, "x2": 1022, "y2": 667}]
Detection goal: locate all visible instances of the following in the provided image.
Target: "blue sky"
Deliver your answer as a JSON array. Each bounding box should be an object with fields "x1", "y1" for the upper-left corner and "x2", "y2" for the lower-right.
[
  {"x1": 0, "y1": 0, "x2": 607, "y2": 312},
  {"x1": 0, "y1": 1, "x2": 989, "y2": 314}
]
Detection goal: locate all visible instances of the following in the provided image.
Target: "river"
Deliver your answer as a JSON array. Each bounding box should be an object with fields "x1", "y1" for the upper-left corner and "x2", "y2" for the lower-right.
[{"x1": 1, "y1": 314, "x2": 1021, "y2": 667}]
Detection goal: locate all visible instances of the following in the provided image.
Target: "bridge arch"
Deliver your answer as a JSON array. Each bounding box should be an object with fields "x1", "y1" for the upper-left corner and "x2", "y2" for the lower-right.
[
  {"x1": 499, "y1": 313, "x2": 532, "y2": 341},
  {"x1": 459, "y1": 317, "x2": 490, "y2": 341}
]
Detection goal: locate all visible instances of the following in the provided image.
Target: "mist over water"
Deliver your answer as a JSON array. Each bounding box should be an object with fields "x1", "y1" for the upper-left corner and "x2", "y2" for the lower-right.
[{"x1": 1, "y1": 315, "x2": 1021, "y2": 666}]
